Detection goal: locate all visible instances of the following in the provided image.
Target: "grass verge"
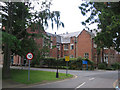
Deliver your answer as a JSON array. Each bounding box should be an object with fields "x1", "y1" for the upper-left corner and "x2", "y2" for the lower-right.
[{"x1": 10, "y1": 69, "x2": 73, "y2": 84}]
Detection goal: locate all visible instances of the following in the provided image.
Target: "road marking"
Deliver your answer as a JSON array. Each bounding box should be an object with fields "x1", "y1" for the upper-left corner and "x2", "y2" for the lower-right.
[
  {"x1": 89, "y1": 78, "x2": 95, "y2": 81},
  {"x1": 76, "y1": 82, "x2": 86, "y2": 89}
]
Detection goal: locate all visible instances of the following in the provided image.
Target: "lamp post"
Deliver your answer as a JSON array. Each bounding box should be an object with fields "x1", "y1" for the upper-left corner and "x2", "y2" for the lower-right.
[{"x1": 56, "y1": 44, "x2": 59, "y2": 78}]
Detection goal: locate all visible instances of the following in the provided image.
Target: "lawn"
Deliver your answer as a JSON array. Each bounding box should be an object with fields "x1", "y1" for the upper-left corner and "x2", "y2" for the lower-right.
[{"x1": 10, "y1": 69, "x2": 73, "y2": 84}]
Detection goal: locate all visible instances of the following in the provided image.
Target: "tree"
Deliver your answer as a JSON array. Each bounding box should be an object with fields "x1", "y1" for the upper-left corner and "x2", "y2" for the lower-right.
[
  {"x1": 79, "y1": 2, "x2": 120, "y2": 52},
  {"x1": 2, "y1": 2, "x2": 30, "y2": 78},
  {"x1": 2, "y1": 1, "x2": 64, "y2": 78}
]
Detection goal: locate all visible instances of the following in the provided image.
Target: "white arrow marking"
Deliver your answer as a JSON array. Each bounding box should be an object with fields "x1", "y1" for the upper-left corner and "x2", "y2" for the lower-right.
[
  {"x1": 89, "y1": 78, "x2": 95, "y2": 81},
  {"x1": 76, "y1": 82, "x2": 86, "y2": 89}
]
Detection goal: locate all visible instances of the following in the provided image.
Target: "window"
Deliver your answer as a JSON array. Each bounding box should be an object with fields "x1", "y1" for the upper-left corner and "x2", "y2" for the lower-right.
[
  {"x1": 84, "y1": 53, "x2": 89, "y2": 59},
  {"x1": 104, "y1": 54, "x2": 108, "y2": 64},
  {"x1": 50, "y1": 43, "x2": 52, "y2": 49},
  {"x1": 58, "y1": 45, "x2": 60, "y2": 50},
  {"x1": 64, "y1": 44, "x2": 69, "y2": 50},
  {"x1": 94, "y1": 44, "x2": 97, "y2": 48},
  {"x1": 70, "y1": 44, "x2": 74, "y2": 50}
]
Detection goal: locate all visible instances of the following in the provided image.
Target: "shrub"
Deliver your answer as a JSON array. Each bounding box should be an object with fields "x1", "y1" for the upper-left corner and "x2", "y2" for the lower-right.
[
  {"x1": 111, "y1": 62, "x2": 120, "y2": 70},
  {"x1": 58, "y1": 58, "x2": 66, "y2": 66},
  {"x1": 83, "y1": 58, "x2": 95, "y2": 70},
  {"x1": 106, "y1": 66, "x2": 115, "y2": 70},
  {"x1": 43, "y1": 57, "x2": 56, "y2": 67},
  {"x1": 69, "y1": 57, "x2": 82, "y2": 70},
  {"x1": 98, "y1": 63, "x2": 107, "y2": 70},
  {"x1": 70, "y1": 58, "x2": 77, "y2": 61}
]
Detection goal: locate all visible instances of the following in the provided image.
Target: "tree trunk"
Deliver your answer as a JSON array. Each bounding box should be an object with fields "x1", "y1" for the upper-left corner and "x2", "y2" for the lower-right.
[
  {"x1": 96, "y1": 47, "x2": 100, "y2": 67},
  {"x1": 2, "y1": 2, "x2": 12, "y2": 78},
  {"x1": 97, "y1": 53, "x2": 100, "y2": 67},
  {"x1": 101, "y1": 48, "x2": 104, "y2": 63},
  {"x1": 2, "y1": 44, "x2": 11, "y2": 78}
]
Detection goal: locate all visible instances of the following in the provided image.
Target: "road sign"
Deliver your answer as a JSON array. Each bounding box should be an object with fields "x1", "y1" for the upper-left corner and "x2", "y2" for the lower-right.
[
  {"x1": 26, "y1": 53, "x2": 33, "y2": 60},
  {"x1": 82, "y1": 60, "x2": 87, "y2": 64},
  {"x1": 26, "y1": 52, "x2": 33, "y2": 81},
  {"x1": 65, "y1": 56, "x2": 69, "y2": 76},
  {"x1": 65, "y1": 56, "x2": 69, "y2": 61}
]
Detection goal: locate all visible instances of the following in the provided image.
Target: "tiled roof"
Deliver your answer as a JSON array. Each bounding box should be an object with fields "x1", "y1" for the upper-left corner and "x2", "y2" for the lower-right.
[
  {"x1": 46, "y1": 32, "x2": 61, "y2": 43},
  {"x1": 46, "y1": 30, "x2": 95, "y2": 44},
  {"x1": 59, "y1": 31, "x2": 81, "y2": 38}
]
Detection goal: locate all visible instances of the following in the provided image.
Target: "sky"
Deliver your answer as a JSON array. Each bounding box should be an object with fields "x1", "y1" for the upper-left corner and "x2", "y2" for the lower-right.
[
  {"x1": 44, "y1": 0, "x2": 98, "y2": 34},
  {"x1": 0, "y1": 0, "x2": 98, "y2": 34}
]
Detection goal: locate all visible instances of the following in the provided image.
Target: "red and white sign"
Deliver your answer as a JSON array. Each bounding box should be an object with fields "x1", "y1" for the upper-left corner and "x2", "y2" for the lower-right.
[{"x1": 26, "y1": 53, "x2": 33, "y2": 60}]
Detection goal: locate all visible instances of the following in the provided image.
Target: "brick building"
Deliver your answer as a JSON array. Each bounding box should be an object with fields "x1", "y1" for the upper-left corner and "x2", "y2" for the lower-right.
[
  {"x1": 54, "y1": 30, "x2": 94, "y2": 61},
  {"x1": 4, "y1": 29, "x2": 120, "y2": 66},
  {"x1": 48, "y1": 29, "x2": 120, "y2": 65}
]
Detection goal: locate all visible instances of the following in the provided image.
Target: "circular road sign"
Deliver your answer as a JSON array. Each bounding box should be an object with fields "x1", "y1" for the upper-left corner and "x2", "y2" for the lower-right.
[{"x1": 26, "y1": 53, "x2": 33, "y2": 60}]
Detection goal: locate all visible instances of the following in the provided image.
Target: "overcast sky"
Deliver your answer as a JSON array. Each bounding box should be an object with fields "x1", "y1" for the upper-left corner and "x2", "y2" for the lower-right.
[
  {"x1": 0, "y1": 0, "x2": 98, "y2": 34},
  {"x1": 45, "y1": 0, "x2": 98, "y2": 34}
]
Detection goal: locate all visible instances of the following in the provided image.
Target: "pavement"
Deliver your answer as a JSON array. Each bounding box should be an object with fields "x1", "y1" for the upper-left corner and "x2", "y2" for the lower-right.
[{"x1": 1, "y1": 66, "x2": 119, "y2": 89}]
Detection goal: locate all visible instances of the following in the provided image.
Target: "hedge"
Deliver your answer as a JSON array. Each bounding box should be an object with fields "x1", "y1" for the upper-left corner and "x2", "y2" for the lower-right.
[
  {"x1": 43, "y1": 57, "x2": 57, "y2": 67},
  {"x1": 98, "y1": 63, "x2": 107, "y2": 70},
  {"x1": 32, "y1": 57, "x2": 95, "y2": 70},
  {"x1": 111, "y1": 62, "x2": 120, "y2": 70}
]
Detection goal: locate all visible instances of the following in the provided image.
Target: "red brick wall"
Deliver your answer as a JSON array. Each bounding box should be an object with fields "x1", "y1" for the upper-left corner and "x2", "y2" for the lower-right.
[
  {"x1": 49, "y1": 36, "x2": 57, "y2": 58},
  {"x1": 70, "y1": 37, "x2": 76, "y2": 58},
  {"x1": 104, "y1": 49, "x2": 116, "y2": 65},
  {"x1": 59, "y1": 43, "x2": 70, "y2": 58},
  {"x1": 76, "y1": 30, "x2": 92, "y2": 60},
  {"x1": 27, "y1": 27, "x2": 46, "y2": 50},
  {"x1": 13, "y1": 55, "x2": 19, "y2": 65},
  {"x1": 117, "y1": 54, "x2": 120, "y2": 63}
]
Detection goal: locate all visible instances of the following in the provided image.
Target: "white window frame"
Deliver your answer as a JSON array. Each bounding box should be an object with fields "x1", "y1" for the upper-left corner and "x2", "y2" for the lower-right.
[
  {"x1": 50, "y1": 43, "x2": 52, "y2": 49},
  {"x1": 104, "y1": 54, "x2": 108, "y2": 64},
  {"x1": 84, "y1": 53, "x2": 89, "y2": 59},
  {"x1": 64, "y1": 44, "x2": 69, "y2": 50},
  {"x1": 70, "y1": 44, "x2": 74, "y2": 50}
]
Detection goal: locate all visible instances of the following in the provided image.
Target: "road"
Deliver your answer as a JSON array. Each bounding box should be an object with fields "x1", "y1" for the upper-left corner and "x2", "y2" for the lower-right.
[{"x1": 11, "y1": 66, "x2": 118, "y2": 89}]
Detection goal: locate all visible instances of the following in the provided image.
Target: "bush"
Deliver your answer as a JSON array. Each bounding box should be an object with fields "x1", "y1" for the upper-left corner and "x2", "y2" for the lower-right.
[
  {"x1": 69, "y1": 57, "x2": 82, "y2": 70},
  {"x1": 98, "y1": 63, "x2": 107, "y2": 70},
  {"x1": 111, "y1": 62, "x2": 120, "y2": 70},
  {"x1": 36, "y1": 56, "x2": 95, "y2": 70},
  {"x1": 43, "y1": 57, "x2": 56, "y2": 67},
  {"x1": 58, "y1": 58, "x2": 66, "y2": 66},
  {"x1": 70, "y1": 58, "x2": 77, "y2": 61},
  {"x1": 82, "y1": 58, "x2": 95, "y2": 70},
  {"x1": 106, "y1": 66, "x2": 115, "y2": 70}
]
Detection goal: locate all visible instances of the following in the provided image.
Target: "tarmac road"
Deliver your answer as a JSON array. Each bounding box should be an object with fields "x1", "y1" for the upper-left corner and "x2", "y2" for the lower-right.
[{"x1": 10, "y1": 66, "x2": 118, "y2": 89}]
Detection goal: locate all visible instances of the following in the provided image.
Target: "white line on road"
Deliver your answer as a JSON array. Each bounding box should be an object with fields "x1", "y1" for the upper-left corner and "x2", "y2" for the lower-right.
[
  {"x1": 76, "y1": 82, "x2": 86, "y2": 89},
  {"x1": 89, "y1": 78, "x2": 95, "y2": 81}
]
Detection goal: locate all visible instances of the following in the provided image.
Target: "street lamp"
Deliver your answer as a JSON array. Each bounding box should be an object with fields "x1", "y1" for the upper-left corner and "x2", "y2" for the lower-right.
[{"x1": 56, "y1": 43, "x2": 59, "y2": 78}]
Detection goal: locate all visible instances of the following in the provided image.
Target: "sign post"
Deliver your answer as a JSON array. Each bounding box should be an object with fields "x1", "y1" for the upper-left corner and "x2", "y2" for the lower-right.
[
  {"x1": 26, "y1": 53, "x2": 33, "y2": 81},
  {"x1": 82, "y1": 60, "x2": 88, "y2": 70},
  {"x1": 65, "y1": 56, "x2": 69, "y2": 76},
  {"x1": 28, "y1": 60, "x2": 30, "y2": 81}
]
